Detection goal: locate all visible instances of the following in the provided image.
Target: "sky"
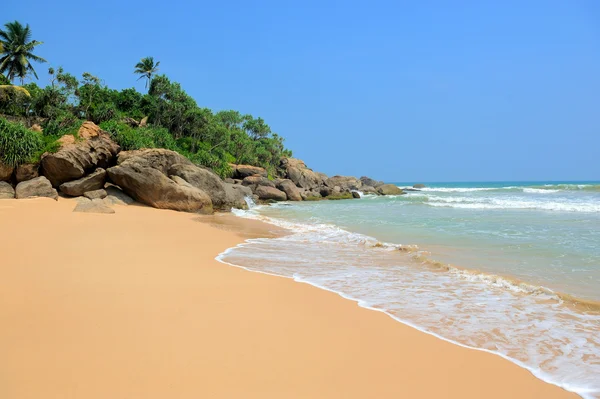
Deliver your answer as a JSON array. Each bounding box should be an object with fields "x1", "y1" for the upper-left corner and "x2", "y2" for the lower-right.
[{"x1": 4, "y1": 0, "x2": 600, "y2": 182}]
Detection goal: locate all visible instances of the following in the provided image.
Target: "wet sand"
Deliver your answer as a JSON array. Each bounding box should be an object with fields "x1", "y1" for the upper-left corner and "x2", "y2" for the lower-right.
[{"x1": 0, "y1": 198, "x2": 579, "y2": 398}]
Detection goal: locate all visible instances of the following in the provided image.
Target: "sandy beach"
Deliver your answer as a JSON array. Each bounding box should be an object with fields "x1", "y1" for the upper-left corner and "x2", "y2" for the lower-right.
[{"x1": 0, "y1": 198, "x2": 578, "y2": 399}]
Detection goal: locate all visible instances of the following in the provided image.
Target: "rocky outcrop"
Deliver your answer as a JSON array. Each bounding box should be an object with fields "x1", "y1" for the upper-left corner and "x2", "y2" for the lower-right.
[
  {"x1": 242, "y1": 175, "x2": 275, "y2": 190},
  {"x1": 59, "y1": 168, "x2": 106, "y2": 197},
  {"x1": 104, "y1": 185, "x2": 135, "y2": 205},
  {"x1": 15, "y1": 163, "x2": 39, "y2": 183},
  {"x1": 107, "y1": 151, "x2": 213, "y2": 213},
  {"x1": 168, "y1": 163, "x2": 228, "y2": 209},
  {"x1": 325, "y1": 175, "x2": 362, "y2": 191},
  {"x1": 73, "y1": 198, "x2": 115, "y2": 214},
  {"x1": 40, "y1": 122, "x2": 119, "y2": 187},
  {"x1": 223, "y1": 183, "x2": 253, "y2": 209},
  {"x1": 255, "y1": 186, "x2": 287, "y2": 201},
  {"x1": 360, "y1": 176, "x2": 384, "y2": 188},
  {"x1": 277, "y1": 179, "x2": 301, "y2": 201},
  {"x1": 83, "y1": 189, "x2": 107, "y2": 200},
  {"x1": 230, "y1": 164, "x2": 268, "y2": 179},
  {"x1": 0, "y1": 181, "x2": 15, "y2": 199},
  {"x1": 377, "y1": 184, "x2": 404, "y2": 195},
  {"x1": 413, "y1": 184, "x2": 426, "y2": 189},
  {"x1": 0, "y1": 162, "x2": 13, "y2": 182},
  {"x1": 280, "y1": 158, "x2": 326, "y2": 190},
  {"x1": 15, "y1": 176, "x2": 58, "y2": 200}
]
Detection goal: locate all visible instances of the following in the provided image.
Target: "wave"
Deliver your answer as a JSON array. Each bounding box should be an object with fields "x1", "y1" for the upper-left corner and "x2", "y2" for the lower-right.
[
  {"x1": 223, "y1": 207, "x2": 600, "y2": 399},
  {"x1": 415, "y1": 183, "x2": 600, "y2": 194}
]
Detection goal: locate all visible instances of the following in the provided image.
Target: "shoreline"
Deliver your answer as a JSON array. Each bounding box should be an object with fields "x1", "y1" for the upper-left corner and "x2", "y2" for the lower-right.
[{"x1": 0, "y1": 198, "x2": 580, "y2": 398}]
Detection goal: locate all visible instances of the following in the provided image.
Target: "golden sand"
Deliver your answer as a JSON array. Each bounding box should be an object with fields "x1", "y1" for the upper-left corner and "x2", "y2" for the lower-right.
[{"x1": 0, "y1": 198, "x2": 578, "y2": 398}]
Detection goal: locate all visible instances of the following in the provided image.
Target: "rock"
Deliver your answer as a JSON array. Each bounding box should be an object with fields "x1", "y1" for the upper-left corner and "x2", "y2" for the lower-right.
[
  {"x1": 73, "y1": 198, "x2": 115, "y2": 214},
  {"x1": 59, "y1": 168, "x2": 107, "y2": 197},
  {"x1": 231, "y1": 164, "x2": 268, "y2": 179},
  {"x1": 352, "y1": 191, "x2": 361, "y2": 199},
  {"x1": 224, "y1": 178, "x2": 235, "y2": 184},
  {"x1": 0, "y1": 162, "x2": 13, "y2": 181},
  {"x1": 255, "y1": 186, "x2": 287, "y2": 201},
  {"x1": 84, "y1": 189, "x2": 107, "y2": 200},
  {"x1": 377, "y1": 184, "x2": 404, "y2": 195},
  {"x1": 122, "y1": 117, "x2": 140, "y2": 127},
  {"x1": 107, "y1": 158, "x2": 213, "y2": 213},
  {"x1": 413, "y1": 183, "x2": 426, "y2": 188},
  {"x1": 325, "y1": 175, "x2": 362, "y2": 191},
  {"x1": 30, "y1": 124, "x2": 43, "y2": 133},
  {"x1": 15, "y1": 163, "x2": 39, "y2": 183},
  {"x1": 242, "y1": 175, "x2": 276, "y2": 191},
  {"x1": 277, "y1": 179, "x2": 302, "y2": 201},
  {"x1": 139, "y1": 116, "x2": 148, "y2": 127},
  {"x1": 117, "y1": 148, "x2": 192, "y2": 174},
  {"x1": 360, "y1": 176, "x2": 384, "y2": 188},
  {"x1": 0, "y1": 181, "x2": 15, "y2": 199},
  {"x1": 223, "y1": 183, "x2": 253, "y2": 209},
  {"x1": 361, "y1": 185, "x2": 380, "y2": 195},
  {"x1": 104, "y1": 185, "x2": 135, "y2": 205},
  {"x1": 168, "y1": 163, "x2": 228, "y2": 209},
  {"x1": 280, "y1": 157, "x2": 327, "y2": 190},
  {"x1": 57, "y1": 135, "x2": 75, "y2": 146},
  {"x1": 15, "y1": 176, "x2": 58, "y2": 200},
  {"x1": 41, "y1": 122, "x2": 119, "y2": 187},
  {"x1": 320, "y1": 186, "x2": 332, "y2": 197}
]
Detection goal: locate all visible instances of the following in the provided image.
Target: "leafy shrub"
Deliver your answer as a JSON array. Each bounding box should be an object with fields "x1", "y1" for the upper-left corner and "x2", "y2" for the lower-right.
[
  {"x1": 0, "y1": 118, "x2": 43, "y2": 166},
  {"x1": 100, "y1": 120, "x2": 177, "y2": 151},
  {"x1": 42, "y1": 110, "x2": 82, "y2": 137}
]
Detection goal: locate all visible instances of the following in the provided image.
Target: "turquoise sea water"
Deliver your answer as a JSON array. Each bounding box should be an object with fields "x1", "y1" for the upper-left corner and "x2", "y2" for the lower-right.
[{"x1": 220, "y1": 181, "x2": 600, "y2": 398}]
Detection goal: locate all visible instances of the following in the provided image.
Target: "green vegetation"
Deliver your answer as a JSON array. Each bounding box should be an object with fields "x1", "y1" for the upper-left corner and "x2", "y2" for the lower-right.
[
  {"x1": 0, "y1": 20, "x2": 292, "y2": 177},
  {"x1": 0, "y1": 118, "x2": 43, "y2": 166}
]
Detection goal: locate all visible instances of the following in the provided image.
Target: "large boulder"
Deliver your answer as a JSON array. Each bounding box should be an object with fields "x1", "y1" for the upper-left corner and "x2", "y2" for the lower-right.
[
  {"x1": 40, "y1": 122, "x2": 119, "y2": 187},
  {"x1": 168, "y1": 163, "x2": 229, "y2": 209},
  {"x1": 0, "y1": 181, "x2": 15, "y2": 199},
  {"x1": 117, "y1": 148, "x2": 191, "y2": 174},
  {"x1": 59, "y1": 168, "x2": 106, "y2": 197},
  {"x1": 104, "y1": 185, "x2": 135, "y2": 206},
  {"x1": 73, "y1": 198, "x2": 115, "y2": 214},
  {"x1": 377, "y1": 184, "x2": 404, "y2": 195},
  {"x1": 223, "y1": 183, "x2": 253, "y2": 209},
  {"x1": 360, "y1": 176, "x2": 384, "y2": 188},
  {"x1": 277, "y1": 179, "x2": 301, "y2": 201},
  {"x1": 15, "y1": 163, "x2": 39, "y2": 183},
  {"x1": 107, "y1": 153, "x2": 213, "y2": 213},
  {"x1": 280, "y1": 158, "x2": 327, "y2": 190},
  {"x1": 255, "y1": 186, "x2": 287, "y2": 201},
  {"x1": 15, "y1": 176, "x2": 58, "y2": 200},
  {"x1": 242, "y1": 175, "x2": 275, "y2": 191},
  {"x1": 325, "y1": 175, "x2": 362, "y2": 191},
  {"x1": 413, "y1": 183, "x2": 426, "y2": 189},
  {"x1": 230, "y1": 164, "x2": 268, "y2": 179},
  {"x1": 83, "y1": 189, "x2": 107, "y2": 200},
  {"x1": 0, "y1": 162, "x2": 13, "y2": 182}
]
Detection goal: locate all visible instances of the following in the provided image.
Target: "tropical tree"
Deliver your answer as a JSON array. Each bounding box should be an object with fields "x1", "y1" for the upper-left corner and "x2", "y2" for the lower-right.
[
  {"x1": 134, "y1": 56, "x2": 160, "y2": 89},
  {"x1": 0, "y1": 21, "x2": 47, "y2": 84}
]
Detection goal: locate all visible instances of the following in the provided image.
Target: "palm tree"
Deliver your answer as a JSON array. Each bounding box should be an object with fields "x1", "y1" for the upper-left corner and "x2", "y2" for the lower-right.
[
  {"x1": 134, "y1": 56, "x2": 160, "y2": 89},
  {"x1": 0, "y1": 21, "x2": 47, "y2": 84}
]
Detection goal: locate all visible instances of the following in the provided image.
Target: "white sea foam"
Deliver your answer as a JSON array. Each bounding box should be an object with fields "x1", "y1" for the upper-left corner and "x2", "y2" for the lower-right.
[{"x1": 221, "y1": 207, "x2": 600, "y2": 399}]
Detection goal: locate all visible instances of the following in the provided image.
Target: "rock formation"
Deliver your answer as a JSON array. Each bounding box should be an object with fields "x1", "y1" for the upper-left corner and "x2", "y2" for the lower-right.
[
  {"x1": 15, "y1": 176, "x2": 58, "y2": 200},
  {"x1": 59, "y1": 168, "x2": 106, "y2": 197},
  {"x1": 0, "y1": 181, "x2": 15, "y2": 199}
]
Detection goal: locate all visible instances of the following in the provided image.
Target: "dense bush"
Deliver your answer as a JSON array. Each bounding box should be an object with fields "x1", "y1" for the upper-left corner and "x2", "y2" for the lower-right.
[
  {"x1": 99, "y1": 120, "x2": 176, "y2": 151},
  {"x1": 0, "y1": 118, "x2": 43, "y2": 166}
]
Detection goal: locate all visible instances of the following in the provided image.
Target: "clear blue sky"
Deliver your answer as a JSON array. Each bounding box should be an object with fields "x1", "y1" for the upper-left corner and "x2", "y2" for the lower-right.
[{"x1": 5, "y1": 0, "x2": 600, "y2": 182}]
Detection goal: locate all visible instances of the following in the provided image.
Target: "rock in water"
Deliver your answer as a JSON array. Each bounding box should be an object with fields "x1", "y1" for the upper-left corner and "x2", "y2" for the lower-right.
[
  {"x1": 352, "y1": 191, "x2": 362, "y2": 198},
  {"x1": 377, "y1": 184, "x2": 404, "y2": 195},
  {"x1": 84, "y1": 189, "x2": 108, "y2": 200},
  {"x1": 223, "y1": 183, "x2": 253, "y2": 209},
  {"x1": 15, "y1": 176, "x2": 58, "y2": 200},
  {"x1": 360, "y1": 176, "x2": 384, "y2": 188},
  {"x1": 325, "y1": 175, "x2": 362, "y2": 191},
  {"x1": 0, "y1": 162, "x2": 13, "y2": 182},
  {"x1": 59, "y1": 168, "x2": 107, "y2": 197},
  {"x1": 73, "y1": 198, "x2": 115, "y2": 214},
  {"x1": 280, "y1": 157, "x2": 327, "y2": 190},
  {"x1": 255, "y1": 186, "x2": 287, "y2": 201},
  {"x1": 413, "y1": 183, "x2": 426, "y2": 188},
  {"x1": 0, "y1": 181, "x2": 15, "y2": 199},
  {"x1": 15, "y1": 163, "x2": 39, "y2": 183},
  {"x1": 40, "y1": 122, "x2": 119, "y2": 187},
  {"x1": 277, "y1": 179, "x2": 302, "y2": 201}
]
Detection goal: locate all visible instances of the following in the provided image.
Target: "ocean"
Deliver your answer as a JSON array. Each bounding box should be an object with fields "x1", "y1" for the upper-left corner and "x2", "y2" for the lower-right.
[{"x1": 218, "y1": 181, "x2": 600, "y2": 398}]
